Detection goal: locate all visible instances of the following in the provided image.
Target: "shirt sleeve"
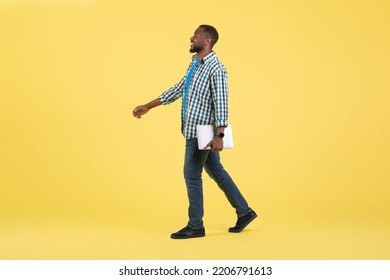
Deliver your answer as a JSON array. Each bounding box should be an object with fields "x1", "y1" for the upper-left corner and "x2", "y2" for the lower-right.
[
  {"x1": 158, "y1": 76, "x2": 186, "y2": 105},
  {"x1": 210, "y1": 67, "x2": 229, "y2": 127}
]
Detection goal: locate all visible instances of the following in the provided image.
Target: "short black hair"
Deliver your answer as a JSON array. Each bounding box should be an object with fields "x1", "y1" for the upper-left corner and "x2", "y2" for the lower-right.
[{"x1": 199, "y1": 24, "x2": 219, "y2": 48}]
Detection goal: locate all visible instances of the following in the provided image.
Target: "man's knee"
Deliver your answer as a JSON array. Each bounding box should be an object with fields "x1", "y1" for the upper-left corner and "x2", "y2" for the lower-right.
[{"x1": 184, "y1": 166, "x2": 203, "y2": 182}]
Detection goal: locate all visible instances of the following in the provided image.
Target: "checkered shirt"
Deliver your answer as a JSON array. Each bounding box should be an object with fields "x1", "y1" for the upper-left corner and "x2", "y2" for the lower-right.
[{"x1": 159, "y1": 51, "x2": 229, "y2": 139}]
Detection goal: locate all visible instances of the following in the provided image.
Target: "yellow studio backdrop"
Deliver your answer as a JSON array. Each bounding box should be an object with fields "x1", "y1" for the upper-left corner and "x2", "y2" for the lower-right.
[{"x1": 0, "y1": 0, "x2": 389, "y2": 259}]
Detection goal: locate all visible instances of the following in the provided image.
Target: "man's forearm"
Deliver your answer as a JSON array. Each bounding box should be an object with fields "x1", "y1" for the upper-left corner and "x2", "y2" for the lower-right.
[{"x1": 145, "y1": 98, "x2": 162, "y2": 110}]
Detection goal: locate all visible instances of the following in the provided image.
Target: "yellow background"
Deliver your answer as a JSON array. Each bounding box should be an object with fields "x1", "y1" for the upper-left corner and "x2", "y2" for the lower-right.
[{"x1": 0, "y1": 0, "x2": 389, "y2": 259}]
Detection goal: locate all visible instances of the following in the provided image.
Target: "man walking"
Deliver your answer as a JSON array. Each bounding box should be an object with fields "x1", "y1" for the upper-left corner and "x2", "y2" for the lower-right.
[{"x1": 133, "y1": 25, "x2": 257, "y2": 239}]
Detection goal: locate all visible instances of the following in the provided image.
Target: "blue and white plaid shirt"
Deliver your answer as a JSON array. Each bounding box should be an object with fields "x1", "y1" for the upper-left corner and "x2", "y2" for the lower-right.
[{"x1": 159, "y1": 51, "x2": 229, "y2": 139}]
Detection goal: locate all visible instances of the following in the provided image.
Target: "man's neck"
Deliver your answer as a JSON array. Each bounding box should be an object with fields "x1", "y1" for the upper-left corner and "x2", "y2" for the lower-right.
[{"x1": 196, "y1": 49, "x2": 212, "y2": 60}]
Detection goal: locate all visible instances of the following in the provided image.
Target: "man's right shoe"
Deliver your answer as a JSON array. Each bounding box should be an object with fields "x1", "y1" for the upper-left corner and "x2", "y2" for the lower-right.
[{"x1": 171, "y1": 226, "x2": 205, "y2": 239}]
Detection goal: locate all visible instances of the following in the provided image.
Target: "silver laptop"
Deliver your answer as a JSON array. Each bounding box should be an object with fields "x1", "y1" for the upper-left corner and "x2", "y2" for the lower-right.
[{"x1": 196, "y1": 124, "x2": 234, "y2": 150}]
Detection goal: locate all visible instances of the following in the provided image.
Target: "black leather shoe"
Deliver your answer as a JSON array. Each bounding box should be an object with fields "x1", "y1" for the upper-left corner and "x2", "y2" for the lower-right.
[
  {"x1": 171, "y1": 226, "x2": 205, "y2": 239},
  {"x1": 229, "y1": 210, "x2": 257, "y2": 233}
]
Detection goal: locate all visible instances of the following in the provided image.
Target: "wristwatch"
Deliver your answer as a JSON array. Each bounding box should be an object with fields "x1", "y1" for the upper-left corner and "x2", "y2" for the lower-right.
[{"x1": 216, "y1": 132, "x2": 225, "y2": 138}]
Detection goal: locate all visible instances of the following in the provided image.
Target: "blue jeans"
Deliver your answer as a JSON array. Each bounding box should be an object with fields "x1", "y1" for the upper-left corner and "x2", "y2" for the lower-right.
[{"x1": 184, "y1": 138, "x2": 252, "y2": 229}]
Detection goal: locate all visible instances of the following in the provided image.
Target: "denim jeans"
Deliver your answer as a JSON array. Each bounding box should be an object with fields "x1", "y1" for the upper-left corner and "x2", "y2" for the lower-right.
[{"x1": 184, "y1": 138, "x2": 252, "y2": 229}]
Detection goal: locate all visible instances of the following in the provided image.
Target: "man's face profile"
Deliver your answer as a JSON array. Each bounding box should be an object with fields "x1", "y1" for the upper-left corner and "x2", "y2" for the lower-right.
[{"x1": 190, "y1": 27, "x2": 209, "y2": 53}]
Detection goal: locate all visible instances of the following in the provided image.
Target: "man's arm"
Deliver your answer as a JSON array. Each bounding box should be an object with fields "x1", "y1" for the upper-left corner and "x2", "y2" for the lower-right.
[
  {"x1": 133, "y1": 98, "x2": 162, "y2": 119},
  {"x1": 133, "y1": 75, "x2": 186, "y2": 119}
]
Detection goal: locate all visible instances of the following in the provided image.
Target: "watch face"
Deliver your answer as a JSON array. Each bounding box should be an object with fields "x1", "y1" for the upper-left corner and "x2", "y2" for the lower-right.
[{"x1": 218, "y1": 132, "x2": 225, "y2": 138}]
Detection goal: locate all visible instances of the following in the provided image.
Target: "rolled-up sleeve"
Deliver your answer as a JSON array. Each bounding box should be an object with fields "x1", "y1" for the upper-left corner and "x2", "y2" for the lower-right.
[
  {"x1": 210, "y1": 68, "x2": 229, "y2": 127},
  {"x1": 159, "y1": 76, "x2": 185, "y2": 105}
]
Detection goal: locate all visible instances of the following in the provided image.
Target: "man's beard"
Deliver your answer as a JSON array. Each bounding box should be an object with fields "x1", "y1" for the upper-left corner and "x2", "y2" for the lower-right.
[{"x1": 190, "y1": 44, "x2": 202, "y2": 53}]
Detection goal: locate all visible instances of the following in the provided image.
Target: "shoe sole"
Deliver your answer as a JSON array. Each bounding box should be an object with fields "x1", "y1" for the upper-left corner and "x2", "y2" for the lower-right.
[
  {"x1": 170, "y1": 234, "x2": 205, "y2": 239},
  {"x1": 229, "y1": 214, "x2": 258, "y2": 233}
]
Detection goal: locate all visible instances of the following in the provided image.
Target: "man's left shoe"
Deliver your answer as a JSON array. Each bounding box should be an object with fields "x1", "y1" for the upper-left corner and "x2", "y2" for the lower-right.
[
  {"x1": 229, "y1": 210, "x2": 258, "y2": 233},
  {"x1": 171, "y1": 226, "x2": 205, "y2": 239}
]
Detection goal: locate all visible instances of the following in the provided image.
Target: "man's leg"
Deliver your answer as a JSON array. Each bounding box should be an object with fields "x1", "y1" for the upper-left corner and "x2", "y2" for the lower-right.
[
  {"x1": 204, "y1": 151, "x2": 257, "y2": 232},
  {"x1": 204, "y1": 151, "x2": 252, "y2": 217},
  {"x1": 183, "y1": 138, "x2": 210, "y2": 229},
  {"x1": 171, "y1": 139, "x2": 209, "y2": 239}
]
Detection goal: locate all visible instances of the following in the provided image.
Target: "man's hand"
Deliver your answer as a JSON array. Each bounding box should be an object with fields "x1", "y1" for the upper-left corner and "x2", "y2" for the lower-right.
[
  {"x1": 204, "y1": 136, "x2": 224, "y2": 152},
  {"x1": 132, "y1": 105, "x2": 149, "y2": 119},
  {"x1": 132, "y1": 98, "x2": 162, "y2": 119}
]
